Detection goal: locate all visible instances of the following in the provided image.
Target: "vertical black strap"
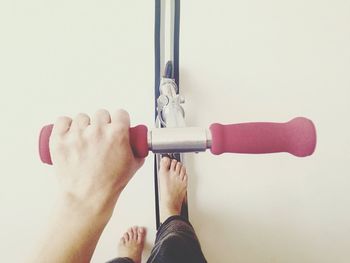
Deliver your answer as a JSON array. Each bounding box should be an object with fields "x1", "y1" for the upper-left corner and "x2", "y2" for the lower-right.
[
  {"x1": 154, "y1": 0, "x2": 184, "y2": 230},
  {"x1": 174, "y1": 0, "x2": 180, "y2": 87},
  {"x1": 154, "y1": 0, "x2": 161, "y2": 116},
  {"x1": 154, "y1": 0, "x2": 162, "y2": 230}
]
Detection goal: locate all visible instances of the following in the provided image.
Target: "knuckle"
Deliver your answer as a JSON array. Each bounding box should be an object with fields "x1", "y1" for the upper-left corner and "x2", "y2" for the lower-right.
[
  {"x1": 75, "y1": 113, "x2": 89, "y2": 121},
  {"x1": 96, "y1": 108, "x2": 109, "y2": 115},
  {"x1": 115, "y1": 108, "x2": 128, "y2": 116},
  {"x1": 94, "y1": 109, "x2": 111, "y2": 124},
  {"x1": 55, "y1": 116, "x2": 72, "y2": 125},
  {"x1": 73, "y1": 114, "x2": 91, "y2": 129},
  {"x1": 113, "y1": 109, "x2": 130, "y2": 122}
]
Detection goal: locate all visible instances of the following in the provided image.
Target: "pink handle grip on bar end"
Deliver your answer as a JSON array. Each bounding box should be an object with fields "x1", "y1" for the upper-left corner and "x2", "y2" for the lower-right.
[
  {"x1": 39, "y1": 124, "x2": 149, "y2": 165},
  {"x1": 210, "y1": 117, "x2": 316, "y2": 157}
]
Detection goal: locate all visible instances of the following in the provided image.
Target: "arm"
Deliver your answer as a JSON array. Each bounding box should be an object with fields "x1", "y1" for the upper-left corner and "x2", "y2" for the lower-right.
[{"x1": 30, "y1": 109, "x2": 145, "y2": 263}]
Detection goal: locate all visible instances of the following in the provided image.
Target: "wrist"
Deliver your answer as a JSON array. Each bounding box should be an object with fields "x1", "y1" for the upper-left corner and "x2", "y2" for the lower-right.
[{"x1": 57, "y1": 190, "x2": 121, "y2": 224}]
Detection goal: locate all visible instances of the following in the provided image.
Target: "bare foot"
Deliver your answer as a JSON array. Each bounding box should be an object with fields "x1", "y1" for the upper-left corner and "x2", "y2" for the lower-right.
[
  {"x1": 159, "y1": 157, "x2": 188, "y2": 223},
  {"x1": 118, "y1": 226, "x2": 146, "y2": 263}
]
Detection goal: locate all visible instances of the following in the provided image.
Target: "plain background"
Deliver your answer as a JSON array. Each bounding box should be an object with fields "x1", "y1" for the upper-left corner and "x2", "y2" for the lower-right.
[{"x1": 0, "y1": 1, "x2": 349, "y2": 262}]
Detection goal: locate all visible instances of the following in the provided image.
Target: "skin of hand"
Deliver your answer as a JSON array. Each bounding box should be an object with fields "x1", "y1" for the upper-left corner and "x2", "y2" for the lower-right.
[
  {"x1": 31, "y1": 109, "x2": 145, "y2": 263},
  {"x1": 51, "y1": 108, "x2": 145, "y2": 216}
]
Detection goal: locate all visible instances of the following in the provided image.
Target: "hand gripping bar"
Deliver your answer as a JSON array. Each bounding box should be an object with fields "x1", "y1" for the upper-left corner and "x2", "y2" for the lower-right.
[{"x1": 39, "y1": 117, "x2": 316, "y2": 165}]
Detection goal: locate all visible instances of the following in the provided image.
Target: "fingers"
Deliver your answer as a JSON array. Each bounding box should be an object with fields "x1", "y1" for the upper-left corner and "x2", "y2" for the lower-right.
[
  {"x1": 51, "y1": 109, "x2": 131, "y2": 135},
  {"x1": 111, "y1": 109, "x2": 130, "y2": 129},
  {"x1": 70, "y1": 113, "x2": 90, "y2": 131},
  {"x1": 52, "y1": 116, "x2": 72, "y2": 136},
  {"x1": 91, "y1": 109, "x2": 111, "y2": 125}
]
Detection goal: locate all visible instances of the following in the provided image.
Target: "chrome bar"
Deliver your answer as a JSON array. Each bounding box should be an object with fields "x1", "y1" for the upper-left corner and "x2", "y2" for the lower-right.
[{"x1": 149, "y1": 127, "x2": 211, "y2": 153}]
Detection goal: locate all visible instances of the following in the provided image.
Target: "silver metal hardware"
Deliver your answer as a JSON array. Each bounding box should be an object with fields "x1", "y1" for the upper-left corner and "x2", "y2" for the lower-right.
[
  {"x1": 179, "y1": 96, "x2": 185, "y2": 104},
  {"x1": 150, "y1": 127, "x2": 209, "y2": 153},
  {"x1": 153, "y1": 71, "x2": 213, "y2": 154},
  {"x1": 157, "y1": 77, "x2": 185, "y2": 128}
]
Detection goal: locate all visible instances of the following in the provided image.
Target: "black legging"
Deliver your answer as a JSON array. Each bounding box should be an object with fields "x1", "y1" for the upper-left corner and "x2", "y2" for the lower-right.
[{"x1": 107, "y1": 216, "x2": 207, "y2": 263}]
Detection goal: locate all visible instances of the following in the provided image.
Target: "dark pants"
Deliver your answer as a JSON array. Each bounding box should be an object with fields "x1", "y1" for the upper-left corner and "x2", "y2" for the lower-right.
[{"x1": 107, "y1": 216, "x2": 207, "y2": 263}]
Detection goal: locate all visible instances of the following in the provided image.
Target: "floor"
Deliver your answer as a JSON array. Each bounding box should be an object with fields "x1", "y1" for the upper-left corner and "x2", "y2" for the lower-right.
[{"x1": 0, "y1": 1, "x2": 350, "y2": 262}]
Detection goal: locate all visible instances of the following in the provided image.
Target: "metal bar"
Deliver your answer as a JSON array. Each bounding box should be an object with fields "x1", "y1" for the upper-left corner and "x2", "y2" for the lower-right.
[{"x1": 150, "y1": 127, "x2": 208, "y2": 153}]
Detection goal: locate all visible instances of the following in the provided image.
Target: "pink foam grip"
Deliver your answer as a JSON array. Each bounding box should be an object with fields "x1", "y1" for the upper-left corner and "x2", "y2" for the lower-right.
[
  {"x1": 39, "y1": 124, "x2": 149, "y2": 165},
  {"x1": 209, "y1": 117, "x2": 316, "y2": 157}
]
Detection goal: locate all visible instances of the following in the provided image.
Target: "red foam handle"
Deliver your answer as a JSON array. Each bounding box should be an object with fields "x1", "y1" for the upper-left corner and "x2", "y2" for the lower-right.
[
  {"x1": 209, "y1": 117, "x2": 316, "y2": 157},
  {"x1": 39, "y1": 124, "x2": 149, "y2": 165}
]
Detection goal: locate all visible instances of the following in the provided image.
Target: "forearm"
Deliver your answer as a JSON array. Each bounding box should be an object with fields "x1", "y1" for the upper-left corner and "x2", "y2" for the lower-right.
[
  {"x1": 31, "y1": 193, "x2": 120, "y2": 263},
  {"x1": 31, "y1": 109, "x2": 144, "y2": 263}
]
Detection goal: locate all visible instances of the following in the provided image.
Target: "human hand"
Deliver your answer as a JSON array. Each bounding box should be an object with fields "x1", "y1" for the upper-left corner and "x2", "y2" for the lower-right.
[{"x1": 49, "y1": 109, "x2": 145, "y2": 218}]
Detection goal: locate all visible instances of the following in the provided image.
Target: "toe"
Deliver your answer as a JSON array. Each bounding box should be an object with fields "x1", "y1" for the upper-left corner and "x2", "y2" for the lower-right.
[
  {"x1": 180, "y1": 166, "x2": 186, "y2": 180},
  {"x1": 183, "y1": 174, "x2": 188, "y2": 185},
  {"x1": 175, "y1": 162, "x2": 182, "y2": 174},
  {"x1": 132, "y1": 226, "x2": 138, "y2": 240},
  {"x1": 137, "y1": 227, "x2": 146, "y2": 244},
  {"x1": 124, "y1": 232, "x2": 129, "y2": 242},
  {"x1": 120, "y1": 237, "x2": 126, "y2": 245},
  {"x1": 127, "y1": 227, "x2": 134, "y2": 240},
  {"x1": 160, "y1": 157, "x2": 171, "y2": 171},
  {"x1": 170, "y1": 159, "x2": 177, "y2": 171}
]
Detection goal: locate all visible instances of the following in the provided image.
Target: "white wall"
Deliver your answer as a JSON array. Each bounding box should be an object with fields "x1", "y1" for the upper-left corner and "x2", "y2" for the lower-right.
[{"x1": 0, "y1": 1, "x2": 349, "y2": 262}]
